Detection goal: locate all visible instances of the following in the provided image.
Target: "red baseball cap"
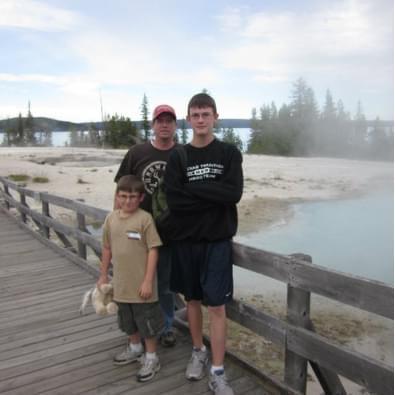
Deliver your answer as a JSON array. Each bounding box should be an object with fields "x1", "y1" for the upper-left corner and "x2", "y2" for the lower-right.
[{"x1": 152, "y1": 104, "x2": 177, "y2": 121}]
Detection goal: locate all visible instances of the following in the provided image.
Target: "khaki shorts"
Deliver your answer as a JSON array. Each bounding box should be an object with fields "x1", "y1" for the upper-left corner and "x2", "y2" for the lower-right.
[{"x1": 117, "y1": 302, "x2": 164, "y2": 339}]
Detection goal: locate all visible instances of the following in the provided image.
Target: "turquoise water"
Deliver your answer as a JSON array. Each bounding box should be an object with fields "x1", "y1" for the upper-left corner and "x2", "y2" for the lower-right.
[{"x1": 237, "y1": 189, "x2": 394, "y2": 285}]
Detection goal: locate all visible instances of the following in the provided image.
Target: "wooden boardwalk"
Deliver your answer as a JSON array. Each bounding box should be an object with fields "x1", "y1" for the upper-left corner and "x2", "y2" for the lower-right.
[{"x1": 0, "y1": 211, "x2": 269, "y2": 395}]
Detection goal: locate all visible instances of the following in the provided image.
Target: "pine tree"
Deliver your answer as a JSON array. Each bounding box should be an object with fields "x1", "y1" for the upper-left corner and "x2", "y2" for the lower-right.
[
  {"x1": 104, "y1": 114, "x2": 139, "y2": 148},
  {"x1": 321, "y1": 90, "x2": 336, "y2": 120},
  {"x1": 179, "y1": 119, "x2": 189, "y2": 144},
  {"x1": 369, "y1": 116, "x2": 392, "y2": 160},
  {"x1": 88, "y1": 123, "x2": 101, "y2": 147},
  {"x1": 289, "y1": 78, "x2": 318, "y2": 155},
  {"x1": 318, "y1": 90, "x2": 337, "y2": 155},
  {"x1": 221, "y1": 127, "x2": 243, "y2": 151},
  {"x1": 247, "y1": 108, "x2": 263, "y2": 153},
  {"x1": 17, "y1": 113, "x2": 24, "y2": 146},
  {"x1": 140, "y1": 93, "x2": 150, "y2": 141},
  {"x1": 24, "y1": 101, "x2": 36, "y2": 145},
  {"x1": 352, "y1": 101, "x2": 367, "y2": 156}
]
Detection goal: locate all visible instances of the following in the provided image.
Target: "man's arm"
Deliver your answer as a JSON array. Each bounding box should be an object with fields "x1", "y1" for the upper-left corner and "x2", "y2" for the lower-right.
[{"x1": 139, "y1": 247, "x2": 159, "y2": 300}]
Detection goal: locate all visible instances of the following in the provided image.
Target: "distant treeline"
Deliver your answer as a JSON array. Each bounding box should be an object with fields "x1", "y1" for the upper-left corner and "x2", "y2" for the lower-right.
[
  {"x1": 1, "y1": 79, "x2": 393, "y2": 161},
  {"x1": 248, "y1": 78, "x2": 393, "y2": 161},
  {"x1": 0, "y1": 117, "x2": 250, "y2": 133}
]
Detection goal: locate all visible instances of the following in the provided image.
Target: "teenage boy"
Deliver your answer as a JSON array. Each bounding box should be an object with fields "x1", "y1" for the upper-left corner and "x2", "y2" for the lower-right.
[
  {"x1": 114, "y1": 104, "x2": 178, "y2": 349},
  {"x1": 164, "y1": 93, "x2": 243, "y2": 395},
  {"x1": 97, "y1": 175, "x2": 163, "y2": 382}
]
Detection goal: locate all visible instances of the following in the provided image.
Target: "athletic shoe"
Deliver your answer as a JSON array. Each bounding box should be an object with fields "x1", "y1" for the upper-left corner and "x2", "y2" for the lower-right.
[
  {"x1": 160, "y1": 330, "x2": 177, "y2": 347},
  {"x1": 185, "y1": 348, "x2": 208, "y2": 380},
  {"x1": 113, "y1": 344, "x2": 143, "y2": 365},
  {"x1": 208, "y1": 370, "x2": 234, "y2": 395},
  {"x1": 137, "y1": 355, "x2": 161, "y2": 382}
]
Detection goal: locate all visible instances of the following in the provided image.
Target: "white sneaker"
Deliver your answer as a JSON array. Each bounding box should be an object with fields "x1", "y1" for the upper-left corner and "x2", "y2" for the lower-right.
[
  {"x1": 113, "y1": 344, "x2": 143, "y2": 365},
  {"x1": 208, "y1": 370, "x2": 234, "y2": 395},
  {"x1": 185, "y1": 348, "x2": 208, "y2": 380},
  {"x1": 137, "y1": 355, "x2": 161, "y2": 382}
]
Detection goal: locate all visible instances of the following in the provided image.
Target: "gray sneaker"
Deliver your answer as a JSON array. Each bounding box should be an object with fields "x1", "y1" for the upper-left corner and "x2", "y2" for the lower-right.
[
  {"x1": 159, "y1": 330, "x2": 177, "y2": 347},
  {"x1": 185, "y1": 348, "x2": 208, "y2": 380},
  {"x1": 137, "y1": 355, "x2": 161, "y2": 382},
  {"x1": 113, "y1": 344, "x2": 143, "y2": 365},
  {"x1": 208, "y1": 370, "x2": 234, "y2": 395}
]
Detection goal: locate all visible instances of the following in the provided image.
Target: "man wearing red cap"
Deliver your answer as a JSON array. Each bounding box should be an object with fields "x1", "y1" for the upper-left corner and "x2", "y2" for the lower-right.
[{"x1": 112, "y1": 104, "x2": 179, "y2": 365}]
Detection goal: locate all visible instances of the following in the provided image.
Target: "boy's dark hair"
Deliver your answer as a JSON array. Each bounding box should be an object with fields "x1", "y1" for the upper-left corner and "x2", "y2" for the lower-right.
[
  {"x1": 116, "y1": 175, "x2": 145, "y2": 194},
  {"x1": 188, "y1": 93, "x2": 217, "y2": 115}
]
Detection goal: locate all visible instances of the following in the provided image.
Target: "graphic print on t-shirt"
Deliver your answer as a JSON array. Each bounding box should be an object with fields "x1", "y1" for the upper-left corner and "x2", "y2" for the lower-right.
[
  {"x1": 142, "y1": 160, "x2": 166, "y2": 194},
  {"x1": 186, "y1": 162, "x2": 224, "y2": 182}
]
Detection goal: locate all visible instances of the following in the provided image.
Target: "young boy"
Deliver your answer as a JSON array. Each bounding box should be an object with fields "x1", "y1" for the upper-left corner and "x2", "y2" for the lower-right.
[
  {"x1": 164, "y1": 93, "x2": 243, "y2": 395},
  {"x1": 97, "y1": 174, "x2": 163, "y2": 382}
]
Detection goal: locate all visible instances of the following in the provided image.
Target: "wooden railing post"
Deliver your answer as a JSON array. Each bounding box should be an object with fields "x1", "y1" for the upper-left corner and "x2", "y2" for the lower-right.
[
  {"x1": 42, "y1": 200, "x2": 50, "y2": 239},
  {"x1": 77, "y1": 212, "x2": 87, "y2": 260},
  {"x1": 284, "y1": 253, "x2": 312, "y2": 394},
  {"x1": 3, "y1": 184, "x2": 10, "y2": 210},
  {"x1": 19, "y1": 191, "x2": 27, "y2": 223}
]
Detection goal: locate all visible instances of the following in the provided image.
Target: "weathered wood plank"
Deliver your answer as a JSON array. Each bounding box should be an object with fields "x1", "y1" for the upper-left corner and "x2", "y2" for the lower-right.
[
  {"x1": 56, "y1": 345, "x2": 192, "y2": 395},
  {"x1": 0, "y1": 283, "x2": 89, "y2": 313},
  {"x1": 0, "y1": 337, "x2": 125, "y2": 382},
  {"x1": 0, "y1": 178, "x2": 108, "y2": 221},
  {"x1": 0, "y1": 249, "x2": 62, "y2": 264},
  {"x1": 226, "y1": 299, "x2": 285, "y2": 346},
  {"x1": 233, "y1": 243, "x2": 393, "y2": 319},
  {"x1": 2, "y1": 196, "x2": 102, "y2": 253},
  {"x1": 0, "y1": 344, "x2": 121, "y2": 393},
  {"x1": 0, "y1": 315, "x2": 115, "y2": 352},
  {"x1": 284, "y1": 254, "x2": 311, "y2": 393},
  {"x1": 287, "y1": 325, "x2": 394, "y2": 395},
  {"x1": 0, "y1": 322, "x2": 121, "y2": 361},
  {"x1": 0, "y1": 330, "x2": 124, "y2": 371},
  {"x1": 0, "y1": 258, "x2": 69, "y2": 277},
  {"x1": 40, "y1": 191, "x2": 108, "y2": 221}
]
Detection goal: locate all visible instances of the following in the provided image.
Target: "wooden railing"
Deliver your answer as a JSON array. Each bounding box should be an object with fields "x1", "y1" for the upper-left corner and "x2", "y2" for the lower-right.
[{"x1": 0, "y1": 175, "x2": 393, "y2": 395}]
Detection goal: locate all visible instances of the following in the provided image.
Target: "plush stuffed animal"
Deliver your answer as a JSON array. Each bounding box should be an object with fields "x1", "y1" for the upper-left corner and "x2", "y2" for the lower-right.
[{"x1": 79, "y1": 283, "x2": 118, "y2": 316}]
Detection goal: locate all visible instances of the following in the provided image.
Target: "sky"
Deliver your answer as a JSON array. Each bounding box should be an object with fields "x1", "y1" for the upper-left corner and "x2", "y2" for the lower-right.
[{"x1": 0, "y1": 0, "x2": 393, "y2": 123}]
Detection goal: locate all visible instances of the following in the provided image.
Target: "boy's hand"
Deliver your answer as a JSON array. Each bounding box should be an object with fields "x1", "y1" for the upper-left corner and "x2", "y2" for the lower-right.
[
  {"x1": 138, "y1": 280, "x2": 153, "y2": 300},
  {"x1": 97, "y1": 274, "x2": 108, "y2": 288}
]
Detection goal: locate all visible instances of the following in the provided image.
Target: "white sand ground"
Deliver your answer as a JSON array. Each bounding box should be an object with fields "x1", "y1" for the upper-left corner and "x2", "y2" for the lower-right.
[
  {"x1": 0, "y1": 146, "x2": 392, "y2": 217},
  {"x1": 0, "y1": 146, "x2": 393, "y2": 393}
]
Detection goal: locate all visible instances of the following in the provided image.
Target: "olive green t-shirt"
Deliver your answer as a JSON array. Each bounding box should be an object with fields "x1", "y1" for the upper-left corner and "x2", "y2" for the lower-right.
[{"x1": 102, "y1": 208, "x2": 162, "y2": 303}]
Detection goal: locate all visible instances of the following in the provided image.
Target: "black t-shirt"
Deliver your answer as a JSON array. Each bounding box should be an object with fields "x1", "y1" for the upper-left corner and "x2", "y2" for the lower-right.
[
  {"x1": 114, "y1": 141, "x2": 177, "y2": 212},
  {"x1": 164, "y1": 138, "x2": 243, "y2": 242}
]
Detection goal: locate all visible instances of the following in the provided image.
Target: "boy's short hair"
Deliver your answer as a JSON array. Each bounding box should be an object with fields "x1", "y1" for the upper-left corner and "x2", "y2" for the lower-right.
[
  {"x1": 116, "y1": 175, "x2": 145, "y2": 194},
  {"x1": 188, "y1": 93, "x2": 217, "y2": 115}
]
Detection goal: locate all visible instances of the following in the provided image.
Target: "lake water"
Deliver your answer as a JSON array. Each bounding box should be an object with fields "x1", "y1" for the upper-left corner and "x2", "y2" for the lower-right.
[
  {"x1": 0, "y1": 128, "x2": 253, "y2": 150},
  {"x1": 236, "y1": 188, "x2": 394, "y2": 285}
]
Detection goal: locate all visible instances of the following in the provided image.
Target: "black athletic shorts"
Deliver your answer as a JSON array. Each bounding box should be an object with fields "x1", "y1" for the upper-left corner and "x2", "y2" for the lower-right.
[{"x1": 170, "y1": 239, "x2": 233, "y2": 306}]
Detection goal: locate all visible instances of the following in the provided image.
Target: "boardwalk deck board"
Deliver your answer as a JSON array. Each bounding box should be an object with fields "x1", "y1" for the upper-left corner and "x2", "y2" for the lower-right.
[{"x1": 0, "y1": 211, "x2": 271, "y2": 395}]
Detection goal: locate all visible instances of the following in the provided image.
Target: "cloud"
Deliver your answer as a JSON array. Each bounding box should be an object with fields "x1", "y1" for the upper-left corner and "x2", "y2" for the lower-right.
[
  {"x1": 216, "y1": 0, "x2": 393, "y2": 81},
  {"x1": 67, "y1": 30, "x2": 223, "y2": 89},
  {"x1": 0, "y1": 72, "x2": 100, "y2": 97},
  {"x1": 0, "y1": 73, "x2": 58, "y2": 83},
  {"x1": 215, "y1": 6, "x2": 244, "y2": 31},
  {"x1": 0, "y1": 0, "x2": 82, "y2": 31}
]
